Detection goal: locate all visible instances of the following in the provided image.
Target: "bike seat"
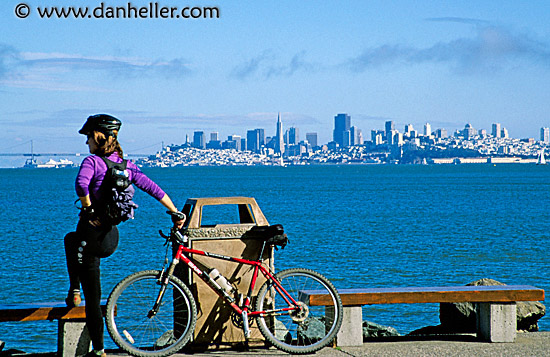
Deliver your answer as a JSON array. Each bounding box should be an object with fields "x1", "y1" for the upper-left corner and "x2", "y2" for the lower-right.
[{"x1": 243, "y1": 224, "x2": 284, "y2": 240}]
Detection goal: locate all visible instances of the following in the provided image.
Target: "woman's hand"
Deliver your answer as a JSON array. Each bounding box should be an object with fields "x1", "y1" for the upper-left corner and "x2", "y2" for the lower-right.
[
  {"x1": 159, "y1": 194, "x2": 185, "y2": 228},
  {"x1": 167, "y1": 211, "x2": 186, "y2": 229}
]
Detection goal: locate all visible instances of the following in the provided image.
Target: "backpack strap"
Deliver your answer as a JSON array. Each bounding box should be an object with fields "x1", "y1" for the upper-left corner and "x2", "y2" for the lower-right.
[{"x1": 100, "y1": 156, "x2": 128, "y2": 171}]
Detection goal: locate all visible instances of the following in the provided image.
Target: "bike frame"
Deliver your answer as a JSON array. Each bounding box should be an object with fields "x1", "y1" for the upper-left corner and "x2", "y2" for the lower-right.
[{"x1": 169, "y1": 237, "x2": 301, "y2": 319}]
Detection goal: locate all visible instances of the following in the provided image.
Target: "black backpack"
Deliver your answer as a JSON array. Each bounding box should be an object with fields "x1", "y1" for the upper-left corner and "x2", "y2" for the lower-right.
[{"x1": 99, "y1": 157, "x2": 139, "y2": 225}]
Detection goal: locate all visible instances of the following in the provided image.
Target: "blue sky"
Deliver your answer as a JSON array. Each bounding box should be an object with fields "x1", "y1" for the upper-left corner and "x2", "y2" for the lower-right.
[{"x1": 1, "y1": 1, "x2": 550, "y2": 165}]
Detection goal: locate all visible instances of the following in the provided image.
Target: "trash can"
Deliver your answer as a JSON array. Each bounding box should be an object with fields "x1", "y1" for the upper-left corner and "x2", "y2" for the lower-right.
[{"x1": 174, "y1": 197, "x2": 274, "y2": 347}]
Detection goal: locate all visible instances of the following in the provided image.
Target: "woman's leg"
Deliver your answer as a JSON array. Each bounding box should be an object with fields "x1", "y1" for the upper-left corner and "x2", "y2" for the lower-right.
[
  {"x1": 77, "y1": 222, "x2": 119, "y2": 351},
  {"x1": 64, "y1": 231, "x2": 81, "y2": 298},
  {"x1": 80, "y1": 253, "x2": 104, "y2": 350}
]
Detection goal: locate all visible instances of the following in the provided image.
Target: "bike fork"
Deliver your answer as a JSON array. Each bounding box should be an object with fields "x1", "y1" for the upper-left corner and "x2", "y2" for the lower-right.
[{"x1": 149, "y1": 258, "x2": 179, "y2": 318}]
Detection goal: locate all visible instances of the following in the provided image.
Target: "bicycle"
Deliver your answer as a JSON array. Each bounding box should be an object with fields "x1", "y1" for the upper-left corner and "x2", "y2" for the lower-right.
[{"x1": 105, "y1": 223, "x2": 343, "y2": 356}]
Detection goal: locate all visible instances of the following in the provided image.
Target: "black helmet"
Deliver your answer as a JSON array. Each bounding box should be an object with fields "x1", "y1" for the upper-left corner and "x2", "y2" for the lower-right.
[{"x1": 79, "y1": 114, "x2": 121, "y2": 137}]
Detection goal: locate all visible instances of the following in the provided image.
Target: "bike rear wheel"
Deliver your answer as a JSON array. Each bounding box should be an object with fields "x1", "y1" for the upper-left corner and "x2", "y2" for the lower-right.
[
  {"x1": 106, "y1": 270, "x2": 197, "y2": 357},
  {"x1": 255, "y1": 268, "x2": 343, "y2": 354}
]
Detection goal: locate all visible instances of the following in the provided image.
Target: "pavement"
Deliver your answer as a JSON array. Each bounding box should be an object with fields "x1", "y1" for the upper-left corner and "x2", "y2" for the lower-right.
[{"x1": 2, "y1": 332, "x2": 549, "y2": 357}]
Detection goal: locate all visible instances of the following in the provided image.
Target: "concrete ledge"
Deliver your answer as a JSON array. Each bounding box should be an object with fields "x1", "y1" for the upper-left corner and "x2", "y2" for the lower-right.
[
  {"x1": 336, "y1": 306, "x2": 363, "y2": 346},
  {"x1": 477, "y1": 302, "x2": 517, "y2": 342},
  {"x1": 58, "y1": 320, "x2": 92, "y2": 357}
]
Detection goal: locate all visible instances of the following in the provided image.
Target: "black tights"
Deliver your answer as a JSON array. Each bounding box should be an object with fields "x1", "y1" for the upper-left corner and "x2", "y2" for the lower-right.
[{"x1": 64, "y1": 220, "x2": 119, "y2": 351}]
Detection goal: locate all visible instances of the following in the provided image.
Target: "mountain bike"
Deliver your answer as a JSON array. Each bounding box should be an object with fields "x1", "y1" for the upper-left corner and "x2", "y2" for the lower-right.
[{"x1": 105, "y1": 224, "x2": 343, "y2": 357}]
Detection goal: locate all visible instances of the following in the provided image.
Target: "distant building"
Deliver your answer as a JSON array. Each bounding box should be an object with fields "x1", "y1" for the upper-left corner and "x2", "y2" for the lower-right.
[
  {"x1": 492, "y1": 123, "x2": 501, "y2": 138},
  {"x1": 424, "y1": 123, "x2": 432, "y2": 136},
  {"x1": 246, "y1": 129, "x2": 264, "y2": 152},
  {"x1": 210, "y1": 132, "x2": 219, "y2": 142},
  {"x1": 350, "y1": 126, "x2": 362, "y2": 145},
  {"x1": 371, "y1": 130, "x2": 384, "y2": 145},
  {"x1": 206, "y1": 140, "x2": 221, "y2": 149},
  {"x1": 385, "y1": 121, "x2": 395, "y2": 139},
  {"x1": 501, "y1": 128, "x2": 509, "y2": 139},
  {"x1": 435, "y1": 128, "x2": 447, "y2": 139},
  {"x1": 193, "y1": 131, "x2": 205, "y2": 149},
  {"x1": 404, "y1": 124, "x2": 414, "y2": 137},
  {"x1": 463, "y1": 124, "x2": 476, "y2": 139},
  {"x1": 333, "y1": 113, "x2": 351, "y2": 147},
  {"x1": 541, "y1": 127, "x2": 550, "y2": 143},
  {"x1": 227, "y1": 135, "x2": 241, "y2": 150},
  {"x1": 387, "y1": 130, "x2": 398, "y2": 145},
  {"x1": 306, "y1": 132, "x2": 318, "y2": 147},
  {"x1": 275, "y1": 113, "x2": 284, "y2": 155},
  {"x1": 286, "y1": 127, "x2": 299, "y2": 145}
]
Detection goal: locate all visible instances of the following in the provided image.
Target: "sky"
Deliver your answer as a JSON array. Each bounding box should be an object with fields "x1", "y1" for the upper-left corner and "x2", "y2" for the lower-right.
[{"x1": 1, "y1": 0, "x2": 550, "y2": 166}]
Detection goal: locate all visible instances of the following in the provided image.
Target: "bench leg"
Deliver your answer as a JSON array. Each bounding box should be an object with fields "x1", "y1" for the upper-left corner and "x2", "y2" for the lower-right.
[
  {"x1": 58, "y1": 320, "x2": 92, "y2": 357},
  {"x1": 333, "y1": 305, "x2": 363, "y2": 347},
  {"x1": 477, "y1": 302, "x2": 516, "y2": 343}
]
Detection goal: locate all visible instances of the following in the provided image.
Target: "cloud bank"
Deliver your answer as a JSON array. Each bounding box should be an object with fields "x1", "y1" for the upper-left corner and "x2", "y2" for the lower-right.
[
  {"x1": 0, "y1": 45, "x2": 192, "y2": 90},
  {"x1": 347, "y1": 22, "x2": 550, "y2": 74}
]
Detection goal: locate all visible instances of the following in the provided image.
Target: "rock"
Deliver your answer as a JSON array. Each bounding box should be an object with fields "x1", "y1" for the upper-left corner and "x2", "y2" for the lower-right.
[
  {"x1": 297, "y1": 316, "x2": 326, "y2": 343},
  {"x1": 363, "y1": 320, "x2": 400, "y2": 339},
  {"x1": 439, "y1": 278, "x2": 546, "y2": 332}
]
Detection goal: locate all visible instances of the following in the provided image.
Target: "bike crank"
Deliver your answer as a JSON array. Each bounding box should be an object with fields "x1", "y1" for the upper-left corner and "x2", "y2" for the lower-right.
[{"x1": 290, "y1": 301, "x2": 309, "y2": 323}]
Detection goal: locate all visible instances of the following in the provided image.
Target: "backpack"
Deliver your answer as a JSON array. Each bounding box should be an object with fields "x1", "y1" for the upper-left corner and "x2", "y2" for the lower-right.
[{"x1": 99, "y1": 157, "x2": 139, "y2": 225}]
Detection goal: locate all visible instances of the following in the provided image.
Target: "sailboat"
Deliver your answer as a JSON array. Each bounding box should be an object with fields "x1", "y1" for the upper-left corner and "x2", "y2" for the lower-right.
[{"x1": 536, "y1": 149, "x2": 547, "y2": 165}]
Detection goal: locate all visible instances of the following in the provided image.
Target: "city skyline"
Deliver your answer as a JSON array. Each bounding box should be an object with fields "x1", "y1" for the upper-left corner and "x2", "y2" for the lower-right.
[
  {"x1": 182, "y1": 112, "x2": 549, "y2": 153},
  {"x1": 2, "y1": 2, "x2": 550, "y2": 165}
]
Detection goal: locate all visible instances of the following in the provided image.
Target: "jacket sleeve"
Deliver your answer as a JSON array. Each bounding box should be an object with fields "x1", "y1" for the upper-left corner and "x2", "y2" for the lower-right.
[
  {"x1": 128, "y1": 163, "x2": 166, "y2": 201},
  {"x1": 75, "y1": 156, "x2": 96, "y2": 197}
]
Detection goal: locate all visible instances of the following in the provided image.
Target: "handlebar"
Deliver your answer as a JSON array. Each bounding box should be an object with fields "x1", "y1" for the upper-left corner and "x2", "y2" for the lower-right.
[{"x1": 159, "y1": 227, "x2": 187, "y2": 246}]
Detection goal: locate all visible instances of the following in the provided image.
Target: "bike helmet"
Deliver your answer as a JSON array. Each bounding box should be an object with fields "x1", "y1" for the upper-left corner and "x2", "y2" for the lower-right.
[{"x1": 79, "y1": 114, "x2": 121, "y2": 138}]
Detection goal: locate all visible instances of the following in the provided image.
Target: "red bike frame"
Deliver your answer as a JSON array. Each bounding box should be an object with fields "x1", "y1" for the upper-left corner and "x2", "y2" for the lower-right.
[{"x1": 172, "y1": 240, "x2": 300, "y2": 319}]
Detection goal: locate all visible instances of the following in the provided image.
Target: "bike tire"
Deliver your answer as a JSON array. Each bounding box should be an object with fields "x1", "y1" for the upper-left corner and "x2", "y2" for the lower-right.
[
  {"x1": 106, "y1": 270, "x2": 197, "y2": 357},
  {"x1": 255, "y1": 268, "x2": 343, "y2": 354}
]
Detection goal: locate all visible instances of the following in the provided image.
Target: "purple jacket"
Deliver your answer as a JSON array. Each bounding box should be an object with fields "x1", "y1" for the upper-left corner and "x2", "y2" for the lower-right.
[{"x1": 75, "y1": 153, "x2": 165, "y2": 203}]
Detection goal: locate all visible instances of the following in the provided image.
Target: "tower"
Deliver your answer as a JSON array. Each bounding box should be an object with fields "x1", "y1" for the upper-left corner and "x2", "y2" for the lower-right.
[
  {"x1": 541, "y1": 128, "x2": 549, "y2": 143},
  {"x1": 275, "y1": 113, "x2": 285, "y2": 155},
  {"x1": 492, "y1": 123, "x2": 501, "y2": 138},
  {"x1": 333, "y1": 113, "x2": 351, "y2": 147},
  {"x1": 424, "y1": 123, "x2": 432, "y2": 136}
]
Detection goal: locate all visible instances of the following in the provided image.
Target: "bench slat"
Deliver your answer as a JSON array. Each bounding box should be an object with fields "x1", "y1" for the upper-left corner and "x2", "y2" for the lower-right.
[
  {"x1": 304, "y1": 285, "x2": 545, "y2": 306},
  {"x1": 0, "y1": 301, "x2": 107, "y2": 322}
]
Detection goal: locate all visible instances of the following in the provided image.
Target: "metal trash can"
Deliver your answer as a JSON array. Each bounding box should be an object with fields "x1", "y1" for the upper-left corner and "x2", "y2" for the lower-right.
[{"x1": 175, "y1": 197, "x2": 274, "y2": 347}]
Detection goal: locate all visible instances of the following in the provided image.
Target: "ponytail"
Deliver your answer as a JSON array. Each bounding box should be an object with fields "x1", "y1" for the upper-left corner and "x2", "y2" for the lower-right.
[{"x1": 91, "y1": 130, "x2": 124, "y2": 158}]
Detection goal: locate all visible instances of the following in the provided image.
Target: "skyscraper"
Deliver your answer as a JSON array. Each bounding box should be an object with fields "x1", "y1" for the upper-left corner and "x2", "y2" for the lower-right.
[
  {"x1": 193, "y1": 131, "x2": 205, "y2": 149},
  {"x1": 275, "y1": 113, "x2": 284, "y2": 155},
  {"x1": 424, "y1": 123, "x2": 432, "y2": 136},
  {"x1": 333, "y1": 113, "x2": 351, "y2": 147},
  {"x1": 306, "y1": 132, "x2": 318, "y2": 147},
  {"x1": 350, "y1": 126, "x2": 362, "y2": 146},
  {"x1": 541, "y1": 127, "x2": 550, "y2": 143},
  {"x1": 492, "y1": 123, "x2": 501, "y2": 138},
  {"x1": 287, "y1": 127, "x2": 299, "y2": 145},
  {"x1": 385, "y1": 121, "x2": 395, "y2": 138}
]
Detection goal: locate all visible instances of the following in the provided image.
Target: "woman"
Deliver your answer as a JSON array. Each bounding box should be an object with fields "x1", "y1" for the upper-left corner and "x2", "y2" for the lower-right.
[{"x1": 65, "y1": 114, "x2": 184, "y2": 357}]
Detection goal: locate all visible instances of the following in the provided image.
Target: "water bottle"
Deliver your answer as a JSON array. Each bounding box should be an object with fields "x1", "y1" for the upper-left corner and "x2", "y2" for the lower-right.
[{"x1": 208, "y1": 268, "x2": 235, "y2": 294}]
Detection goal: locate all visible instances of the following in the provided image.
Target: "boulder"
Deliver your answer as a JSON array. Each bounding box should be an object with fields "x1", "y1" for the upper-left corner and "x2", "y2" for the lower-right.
[
  {"x1": 363, "y1": 320, "x2": 400, "y2": 339},
  {"x1": 439, "y1": 278, "x2": 546, "y2": 332}
]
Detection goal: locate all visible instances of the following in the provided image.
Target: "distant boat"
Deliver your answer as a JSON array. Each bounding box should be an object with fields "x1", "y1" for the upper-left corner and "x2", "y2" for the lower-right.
[
  {"x1": 536, "y1": 149, "x2": 547, "y2": 165},
  {"x1": 23, "y1": 158, "x2": 76, "y2": 169}
]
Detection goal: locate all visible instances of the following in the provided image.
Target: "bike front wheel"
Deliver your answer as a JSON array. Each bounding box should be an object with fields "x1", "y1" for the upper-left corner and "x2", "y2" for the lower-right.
[
  {"x1": 255, "y1": 268, "x2": 343, "y2": 354},
  {"x1": 106, "y1": 270, "x2": 197, "y2": 357}
]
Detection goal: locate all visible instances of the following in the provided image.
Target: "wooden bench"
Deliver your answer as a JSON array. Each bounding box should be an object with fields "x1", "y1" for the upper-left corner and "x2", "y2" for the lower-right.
[
  {"x1": 301, "y1": 285, "x2": 545, "y2": 346},
  {"x1": 0, "y1": 301, "x2": 107, "y2": 356}
]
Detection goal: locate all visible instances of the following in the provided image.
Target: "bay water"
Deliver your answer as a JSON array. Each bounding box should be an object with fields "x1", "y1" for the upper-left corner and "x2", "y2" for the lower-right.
[{"x1": 0, "y1": 164, "x2": 548, "y2": 353}]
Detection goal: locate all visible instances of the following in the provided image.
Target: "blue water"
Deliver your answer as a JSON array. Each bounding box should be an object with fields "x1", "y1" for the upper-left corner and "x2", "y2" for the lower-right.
[{"x1": 0, "y1": 164, "x2": 548, "y2": 352}]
